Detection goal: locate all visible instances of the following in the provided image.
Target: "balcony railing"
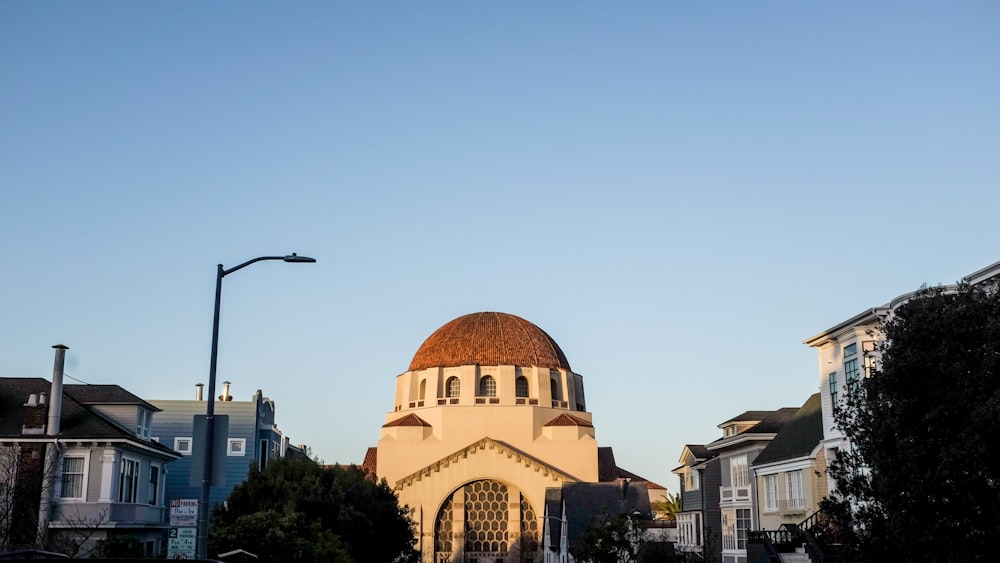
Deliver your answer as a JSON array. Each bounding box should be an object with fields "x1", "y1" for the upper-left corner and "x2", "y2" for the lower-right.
[
  {"x1": 763, "y1": 499, "x2": 808, "y2": 514},
  {"x1": 720, "y1": 485, "x2": 751, "y2": 503}
]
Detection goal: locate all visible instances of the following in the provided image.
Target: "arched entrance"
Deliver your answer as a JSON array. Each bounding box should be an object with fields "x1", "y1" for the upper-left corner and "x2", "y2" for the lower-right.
[{"x1": 433, "y1": 479, "x2": 540, "y2": 563}]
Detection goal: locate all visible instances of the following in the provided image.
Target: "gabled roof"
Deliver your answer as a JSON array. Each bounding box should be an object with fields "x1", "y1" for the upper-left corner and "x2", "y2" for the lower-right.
[
  {"x1": 596, "y1": 447, "x2": 667, "y2": 490},
  {"x1": 382, "y1": 413, "x2": 431, "y2": 427},
  {"x1": 65, "y1": 384, "x2": 159, "y2": 411},
  {"x1": 752, "y1": 394, "x2": 823, "y2": 466},
  {"x1": 719, "y1": 411, "x2": 774, "y2": 426},
  {"x1": 360, "y1": 446, "x2": 378, "y2": 476},
  {"x1": 544, "y1": 413, "x2": 593, "y2": 427},
  {"x1": 395, "y1": 437, "x2": 580, "y2": 489},
  {"x1": 674, "y1": 444, "x2": 718, "y2": 472},
  {"x1": 545, "y1": 481, "x2": 652, "y2": 551},
  {"x1": 0, "y1": 378, "x2": 179, "y2": 459},
  {"x1": 707, "y1": 408, "x2": 799, "y2": 450}
]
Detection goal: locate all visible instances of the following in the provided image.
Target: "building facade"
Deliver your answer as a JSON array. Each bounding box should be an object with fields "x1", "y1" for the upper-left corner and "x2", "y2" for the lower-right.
[
  {"x1": 1, "y1": 350, "x2": 180, "y2": 557},
  {"x1": 749, "y1": 394, "x2": 826, "y2": 532},
  {"x1": 803, "y1": 260, "x2": 1000, "y2": 493},
  {"x1": 673, "y1": 444, "x2": 720, "y2": 561},
  {"x1": 367, "y1": 311, "x2": 659, "y2": 563},
  {"x1": 149, "y1": 382, "x2": 307, "y2": 514},
  {"x1": 706, "y1": 409, "x2": 796, "y2": 563}
]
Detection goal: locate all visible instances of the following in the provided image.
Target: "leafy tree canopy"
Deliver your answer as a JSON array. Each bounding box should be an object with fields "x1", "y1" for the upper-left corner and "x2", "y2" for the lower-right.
[
  {"x1": 825, "y1": 283, "x2": 1000, "y2": 562},
  {"x1": 570, "y1": 512, "x2": 644, "y2": 563},
  {"x1": 210, "y1": 457, "x2": 416, "y2": 563}
]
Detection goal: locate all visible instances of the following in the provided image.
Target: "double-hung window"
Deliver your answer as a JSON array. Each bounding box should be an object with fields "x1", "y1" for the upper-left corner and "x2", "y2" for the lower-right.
[
  {"x1": 60, "y1": 456, "x2": 86, "y2": 500},
  {"x1": 764, "y1": 474, "x2": 779, "y2": 512},
  {"x1": 787, "y1": 470, "x2": 805, "y2": 510},
  {"x1": 829, "y1": 372, "x2": 839, "y2": 411},
  {"x1": 844, "y1": 343, "x2": 860, "y2": 396},
  {"x1": 730, "y1": 454, "x2": 749, "y2": 488},
  {"x1": 136, "y1": 409, "x2": 152, "y2": 439},
  {"x1": 118, "y1": 457, "x2": 139, "y2": 503}
]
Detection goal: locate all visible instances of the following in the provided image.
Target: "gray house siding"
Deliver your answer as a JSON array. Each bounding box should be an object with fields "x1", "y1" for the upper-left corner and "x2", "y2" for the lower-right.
[
  {"x1": 682, "y1": 485, "x2": 703, "y2": 512},
  {"x1": 701, "y1": 458, "x2": 722, "y2": 563}
]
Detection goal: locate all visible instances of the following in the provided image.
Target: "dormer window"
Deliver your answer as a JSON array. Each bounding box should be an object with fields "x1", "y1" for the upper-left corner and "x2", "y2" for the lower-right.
[
  {"x1": 723, "y1": 425, "x2": 737, "y2": 437},
  {"x1": 137, "y1": 409, "x2": 152, "y2": 439}
]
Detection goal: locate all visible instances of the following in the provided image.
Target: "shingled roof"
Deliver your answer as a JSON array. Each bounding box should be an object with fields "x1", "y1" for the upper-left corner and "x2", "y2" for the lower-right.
[
  {"x1": 0, "y1": 378, "x2": 178, "y2": 458},
  {"x1": 64, "y1": 384, "x2": 159, "y2": 410},
  {"x1": 544, "y1": 413, "x2": 593, "y2": 427},
  {"x1": 545, "y1": 481, "x2": 652, "y2": 551},
  {"x1": 382, "y1": 413, "x2": 431, "y2": 428},
  {"x1": 752, "y1": 394, "x2": 823, "y2": 466}
]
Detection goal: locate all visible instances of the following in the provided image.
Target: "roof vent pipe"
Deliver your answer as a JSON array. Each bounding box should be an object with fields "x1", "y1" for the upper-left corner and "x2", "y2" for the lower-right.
[
  {"x1": 196, "y1": 383, "x2": 204, "y2": 401},
  {"x1": 221, "y1": 381, "x2": 232, "y2": 401},
  {"x1": 39, "y1": 392, "x2": 47, "y2": 405},
  {"x1": 48, "y1": 345, "x2": 68, "y2": 436}
]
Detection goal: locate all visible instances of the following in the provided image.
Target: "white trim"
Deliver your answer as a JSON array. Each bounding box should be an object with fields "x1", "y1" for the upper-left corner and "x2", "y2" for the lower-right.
[
  {"x1": 117, "y1": 454, "x2": 141, "y2": 503},
  {"x1": 174, "y1": 437, "x2": 193, "y2": 455},
  {"x1": 227, "y1": 438, "x2": 246, "y2": 457},
  {"x1": 55, "y1": 450, "x2": 91, "y2": 502},
  {"x1": 753, "y1": 457, "x2": 813, "y2": 476}
]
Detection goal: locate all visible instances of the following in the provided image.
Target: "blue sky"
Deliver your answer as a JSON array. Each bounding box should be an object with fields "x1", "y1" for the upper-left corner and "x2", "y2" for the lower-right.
[{"x1": 2, "y1": 1, "x2": 998, "y2": 492}]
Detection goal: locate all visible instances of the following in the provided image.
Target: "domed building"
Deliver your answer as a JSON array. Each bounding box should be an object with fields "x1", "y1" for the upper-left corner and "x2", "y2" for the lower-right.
[{"x1": 365, "y1": 312, "x2": 661, "y2": 563}]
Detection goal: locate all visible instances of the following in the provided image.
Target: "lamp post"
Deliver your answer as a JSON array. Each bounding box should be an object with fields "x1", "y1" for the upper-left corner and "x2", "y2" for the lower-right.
[{"x1": 196, "y1": 253, "x2": 316, "y2": 560}]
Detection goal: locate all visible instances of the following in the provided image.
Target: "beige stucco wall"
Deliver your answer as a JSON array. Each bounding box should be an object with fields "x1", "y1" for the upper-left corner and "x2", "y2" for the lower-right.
[
  {"x1": 377, "y1": 364, "x2": 599, "y2": 562},
  {"x1": 754, "y1": 453, "x2": 827, "y2": 531}
]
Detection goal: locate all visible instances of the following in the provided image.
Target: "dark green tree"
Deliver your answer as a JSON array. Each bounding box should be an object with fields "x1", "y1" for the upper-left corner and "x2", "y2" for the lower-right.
[
  {"x1": 569, "y1": 512, "x2": 644, "y2": 563},
  {"x1": 210, "y1": 457, "x2": 416, "y2": 563},
  {"x1": 824, "y1": 283, "x2": 1000, "y2": 562}
]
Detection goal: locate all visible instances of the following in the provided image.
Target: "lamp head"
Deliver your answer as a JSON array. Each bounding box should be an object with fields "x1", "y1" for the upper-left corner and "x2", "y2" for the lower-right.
[{"x1": 283, "y1": 253, "x2": 317, "y2": 263}]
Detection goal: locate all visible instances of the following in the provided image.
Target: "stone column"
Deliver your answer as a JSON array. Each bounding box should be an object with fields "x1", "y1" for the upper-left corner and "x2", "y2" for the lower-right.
[{"x1": 452, "y1": 487, "x2": 465, "y2": 562}]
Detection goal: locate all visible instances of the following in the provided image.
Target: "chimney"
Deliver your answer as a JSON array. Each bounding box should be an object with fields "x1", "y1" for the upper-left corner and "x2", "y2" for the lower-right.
[
  {"x1": 39, "y1": 392, "x2": 47, "y2": 405},
  {"x1": 196, "y1": 383, "x2": 204, "y2": 401},
  {"x1": 48, "y1": 345, "x2": 68, "y2": 436},
  {"x1": 220, "y1": 381, "x2": 232, "y2": 401}
]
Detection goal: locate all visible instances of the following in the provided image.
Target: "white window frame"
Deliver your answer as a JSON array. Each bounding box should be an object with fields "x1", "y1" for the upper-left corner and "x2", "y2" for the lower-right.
[
  {"x1": 730, "y1": 454, "x2": 749, "y2": 488},
  {"x1": 721, "y1": 509, "x2": 736, "y2": 551},
  {"x1": 58, "y1": 453, "x2": 89, "y2": 501},
  {"x1": 228, "y1": 438, "x2": 246, "y2": 457},
  {"x1": 174, "y1": 437, "x2": 193, "y2": 455},
  {"x1": 735, "y1": 508, "x2": 751, "y2": 550},
  {"x1": 117, "y1": 456, "x2": 140, "y2": 503},
  {"x1": 136, "y1": 408, "x2": 152, "y2": 439},
  {"x1": 687, "y1": 468, "x2": 700, "y2": 491},
  {"x1": 787, "y1": 469, "x2": 805, "y2": 510},
  {"x1": 764, "y1": 474, "x2": 779, "y2": 512}
]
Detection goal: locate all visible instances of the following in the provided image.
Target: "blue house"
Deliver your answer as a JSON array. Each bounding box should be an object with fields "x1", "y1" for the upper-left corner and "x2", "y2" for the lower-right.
[{"x1": 149, "y1": 382, "x2": 308, "y2": 512}]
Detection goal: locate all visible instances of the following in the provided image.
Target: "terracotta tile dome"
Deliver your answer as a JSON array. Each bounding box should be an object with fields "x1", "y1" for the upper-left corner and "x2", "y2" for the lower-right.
[{"x1": 408, "y1": 312, "x2": 571, "y2": 372}]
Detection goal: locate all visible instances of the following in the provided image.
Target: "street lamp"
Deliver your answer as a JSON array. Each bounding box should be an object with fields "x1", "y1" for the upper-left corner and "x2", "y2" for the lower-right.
[{"x1": 196, "y1": 253, "x2": 316, "y2": 559}]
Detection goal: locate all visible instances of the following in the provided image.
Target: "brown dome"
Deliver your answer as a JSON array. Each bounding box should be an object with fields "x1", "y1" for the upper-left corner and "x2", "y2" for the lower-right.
[{"x1": 409, "y1": 312, "x2": 571, "y2": 372}]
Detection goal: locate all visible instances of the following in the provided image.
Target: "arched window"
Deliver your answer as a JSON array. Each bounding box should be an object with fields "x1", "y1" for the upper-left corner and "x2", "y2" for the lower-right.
[
  {"x1": 419, "y1": 379, "x2": 426, "y2": 401},
  {"x1": 446, "y1": 377, "x2": 461, "y2": 398},
  {"x1": 478, "y1": 375, "x2": 496, "y2": 397},
  {"x1": 550, "y1": 378, "x2": 561, "y2": 401},
  {"x1": 515, "y1": 376, "x2": 529, "y2": 398}
]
